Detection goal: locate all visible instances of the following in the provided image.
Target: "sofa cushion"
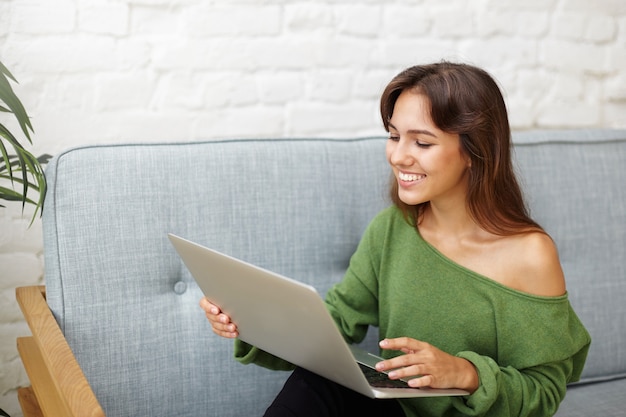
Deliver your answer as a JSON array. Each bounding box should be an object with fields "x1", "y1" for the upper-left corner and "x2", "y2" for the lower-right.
[
  {"x1": 512, "y1": 129, "x2": 626, "y2": 383},
  {"x1": 554, "y1": 377, "x2": 626, "y2": 417}
]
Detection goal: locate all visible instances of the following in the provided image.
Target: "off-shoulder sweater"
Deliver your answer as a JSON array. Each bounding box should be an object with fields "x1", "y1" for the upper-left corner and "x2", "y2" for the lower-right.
[{"x1": 235, "y1": 205, "x2": 591, "y2": 417}]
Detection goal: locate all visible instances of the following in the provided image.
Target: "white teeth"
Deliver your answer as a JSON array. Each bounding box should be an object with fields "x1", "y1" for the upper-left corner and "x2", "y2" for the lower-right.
[{"x1": 399, "y1": 172, "x2": 425, "y2": 182}]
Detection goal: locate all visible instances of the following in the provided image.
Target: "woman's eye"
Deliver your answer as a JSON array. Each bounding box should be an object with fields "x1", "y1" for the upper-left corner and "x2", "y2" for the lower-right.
[
  {"x1": 388, "y1": 135, "x2": 400, "y2": 142},
  {"x1": 416, "y1": 142, "x2": 432, "y2": 148}
]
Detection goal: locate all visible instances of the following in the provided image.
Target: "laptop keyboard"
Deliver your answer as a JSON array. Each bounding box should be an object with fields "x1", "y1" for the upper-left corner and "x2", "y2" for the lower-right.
[{"x1": 358, "y1": 363, "x2": 411, "y2": 389}]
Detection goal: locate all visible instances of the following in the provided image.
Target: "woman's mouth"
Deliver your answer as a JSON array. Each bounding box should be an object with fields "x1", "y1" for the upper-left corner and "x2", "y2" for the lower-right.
[{"x1": 398, "y1": 172, "x2": 426, "y2": 183}]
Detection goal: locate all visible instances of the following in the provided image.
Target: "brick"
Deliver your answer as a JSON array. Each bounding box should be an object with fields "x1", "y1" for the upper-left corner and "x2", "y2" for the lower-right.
[
  {"x1": 116, "y1": 40, "x2": 152, "y2": 70},
  {"x1": 552, "y1": 12, "x2": 587, "y2": 41},
  {"x1": 285, "y1": 4, "x2": 333, "y2": 33},
  {"x1": 0, "y1": 207, "x2": 43, "y2": 253},
  {"x1": 553, "y1": 13, "x2": 616, "y2": 43},
  {"x1": 0, "y1": 323, "x2": 30, "y2": 364},
  {"x1": 95, "y1": 72, "x2": 155, "y2": 110},
  {"x1": 605, "y1": 75, "x2": 626, "y2": 101},
  {"x1": 130, "y1": 5, "x2": 181, "y2": 36},
  {"x1": 484, "y1": 0, "x2": 558, "y2": 11},
  {"x1": 287, "y1": 102, "x2": 372, "y2": 136},
  {"x1": 111, "y1": 110, "x2": 195, "y2": 142},
  {"x1": 461, "y1": 38, "x2": 538, "y2": 69},
  {"x1": 315, "y1": 38, "x2": 373, "y2": 69},
  {"x1": 375, "y1": 39, "x2": 457, "y2": 69},
  {"x1": 560, "y1": 0, "x2": 626, "y2": 15},
  {"x1": 517, "y1": 70, "x2": 560, "y2": 102},
  {"x1": 507, "y1": 99, "x2": 536, "y2": 130},
  {"x1": 79, "y1": 3, "x2": 129, "y2": 36},
  {"x1": 476, "y1": 11, "x2": 516, "y2": 37},
  {"x1": 183, "y1": 5, "x2": 281, "y2": 37},
  {"x1": 431, "y1": 7, "x2": 475, "y2": 38},
  {"x1": 0, "y1": 288, "x2": 27, "y2": 323},
  {"x1": 477, "y1": 11, "x2": 549, "y2": 38},
  {"x1": 153, "y1": 39, "x2": 268, "y2": 71},
  {"x1": 0, "y1": 3, "x2": 9, "y2": 37},
  {"x1": 4, "y1": 36, "x2": 117, "y2": 73},
  {"x1": 201, "y1": 72, "x2": 259, "y2": 108},
  {"x1": 156, "y1": 72, "x2": 206, "y2": 110},
  {"x1": 381, "y1": 6, "x2": 431, "y2": 37},
  {"x1": 541, "y1": 40, "x2": 609, "y2": 74},
  {"x1": 10, "y1": 0, "x2": 75, "y2": 34},
  {"x1": 36, "y1": 74, "x2": 97, "y2": 112},
  {"x1": 335, "y1": 5, "x2": 382, "y2": 37},
  {"x1": 619, "y1": 17, "x2": 626, "y2": 42},
  {"x1": 256, "y1": 72, "x2": 305, "y2": 105},
  {"x1": 308, "y1": 70, "x2": 353, "y2": 103},
  {"x1": 551, "y1": 73, "x2": 586, "y2": 101},
  {"x1": 516, "y1": 12, "x2": 550, "y2": 37},
  {"x1": 605, "y1": 102, "x2": 626, "y2": 127},
  {"x1": 585, "y1": 15, "x2": 617, "y2": 43},
  {"x1": 609, "y1": 41, "x2": 626, "y2": 74},
  {"x1": 253, "y1": 39, "x2": 326, "y2": 69},
  {"x1": 536, "y1": 99, "x2": 601, "y2": 127},
  {"x1": 0, "y1": 253, "x2": 43, "y2": 289},
  {"x1": 194, "y1": 106, "x2": 285, "y2": 139},
  {"x1": 352, "y1": 69, "x2": 395, "y2": 100}
]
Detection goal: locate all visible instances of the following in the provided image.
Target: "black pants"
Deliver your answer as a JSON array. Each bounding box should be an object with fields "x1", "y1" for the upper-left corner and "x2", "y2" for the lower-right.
[{"x1": 264, "y1": 367, "x2": 406, "y2": 417}]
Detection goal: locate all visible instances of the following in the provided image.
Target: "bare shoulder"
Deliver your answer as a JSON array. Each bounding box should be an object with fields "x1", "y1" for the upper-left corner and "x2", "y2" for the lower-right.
[{"x1": 508, "y1": 232, "x2": 566, "y2": 297}]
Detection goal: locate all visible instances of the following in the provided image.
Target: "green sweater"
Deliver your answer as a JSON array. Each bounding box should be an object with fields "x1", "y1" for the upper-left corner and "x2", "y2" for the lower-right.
[{"x1": 235, "y1": 206, "x2": 591, "y2": 417}]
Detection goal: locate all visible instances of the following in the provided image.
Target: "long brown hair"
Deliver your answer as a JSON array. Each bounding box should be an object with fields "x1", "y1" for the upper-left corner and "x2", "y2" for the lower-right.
[{"x1": 380, "y1": 62, "x2": 542, "y2": 235}]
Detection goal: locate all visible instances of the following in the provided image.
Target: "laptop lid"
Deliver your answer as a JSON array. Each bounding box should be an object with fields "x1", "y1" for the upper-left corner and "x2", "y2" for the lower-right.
[{"x1": 168, "y1": 233, "x2": 468, "y2": 399}]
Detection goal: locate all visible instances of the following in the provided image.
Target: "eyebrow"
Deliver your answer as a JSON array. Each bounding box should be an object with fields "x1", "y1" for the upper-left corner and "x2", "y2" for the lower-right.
[{"x1": 387, "y1": 122, "x2": 437, "y2": 138}]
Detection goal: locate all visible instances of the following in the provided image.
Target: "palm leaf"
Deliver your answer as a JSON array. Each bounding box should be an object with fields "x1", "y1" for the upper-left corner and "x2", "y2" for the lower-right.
[
  {"x1": 0, "y1": 60, "x2": 48, "y2": 225},
  {"x1": 0, "y1": 61, "x2": 33, "y2": 143}
]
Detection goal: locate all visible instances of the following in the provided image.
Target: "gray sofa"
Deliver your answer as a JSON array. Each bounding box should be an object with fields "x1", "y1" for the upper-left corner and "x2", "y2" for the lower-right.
[{"x1": 17, "y1": 129, "x2": 626, "y2": 416}]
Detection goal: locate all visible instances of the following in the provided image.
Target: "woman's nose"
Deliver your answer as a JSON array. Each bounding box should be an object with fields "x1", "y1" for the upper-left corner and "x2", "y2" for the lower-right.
[{"x1": 389, "y1": 140, "x2": 412, "y2": 166}]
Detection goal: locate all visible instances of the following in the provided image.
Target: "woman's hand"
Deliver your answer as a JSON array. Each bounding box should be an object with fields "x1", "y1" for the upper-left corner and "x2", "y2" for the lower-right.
[
  {"x1": 377, "y1": 337, "x2": 479, "y2": 393},
  {"x1": 199, "y1": 297, "x2": 239, "y2": 338}
]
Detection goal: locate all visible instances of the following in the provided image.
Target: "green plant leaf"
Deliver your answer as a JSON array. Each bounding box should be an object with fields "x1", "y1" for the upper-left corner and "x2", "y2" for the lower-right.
[
  {"x1": 0, "y1": 60, "x2": 18, "y2": 82},
  {"x1": 0, "y1": 60, "x2": 48, "y2": 225},
  {"x1": 0, "y1": 61, "x2": 33, "y2": 144}
]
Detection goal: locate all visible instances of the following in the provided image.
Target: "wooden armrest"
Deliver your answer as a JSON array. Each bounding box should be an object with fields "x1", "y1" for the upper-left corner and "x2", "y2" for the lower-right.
[{"x1": 16, "y1": 285, "x2": 105, "y2": 417}]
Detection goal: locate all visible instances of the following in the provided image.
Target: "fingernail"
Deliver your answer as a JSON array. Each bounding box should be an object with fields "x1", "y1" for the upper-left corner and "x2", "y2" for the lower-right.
[{"x1": 388, "y1": 371, "x2": 397, "y2": 379}]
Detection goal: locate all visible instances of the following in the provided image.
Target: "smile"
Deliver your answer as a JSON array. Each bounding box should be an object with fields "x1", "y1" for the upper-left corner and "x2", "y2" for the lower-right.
[{"x1": 398, "y1": 172, "x2": 426, "y2": 182}]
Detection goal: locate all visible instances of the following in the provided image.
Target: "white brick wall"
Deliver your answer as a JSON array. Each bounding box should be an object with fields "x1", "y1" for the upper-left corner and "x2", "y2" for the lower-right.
[{"x1": 1, "y1": 0, "x2": 625, "y2": 415}]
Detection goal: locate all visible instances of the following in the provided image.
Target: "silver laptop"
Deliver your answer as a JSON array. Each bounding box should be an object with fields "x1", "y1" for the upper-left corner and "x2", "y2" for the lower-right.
[{"x1": 168, "y1": 233, "x2": 469, "y2": 399}]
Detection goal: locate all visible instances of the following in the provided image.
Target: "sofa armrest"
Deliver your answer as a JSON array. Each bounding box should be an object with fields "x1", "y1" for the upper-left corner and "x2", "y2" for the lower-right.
[{"x1": 16, "y1": 286, "x2": 105, "y2": 417}]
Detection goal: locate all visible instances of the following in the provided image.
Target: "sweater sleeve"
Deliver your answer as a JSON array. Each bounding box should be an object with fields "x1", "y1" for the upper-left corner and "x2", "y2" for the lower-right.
[
  {"x1": 451, "y1": 298, "x2": 591, "y2": 417},
  {"x1": 323, "y1": 209, "x2": 388, "y2": 344},
  {"x1": 233, "y1": 339, "x2": 296, "y2": 371},
  {"x1": 453, "y1": 352, "x2": 573, "y2": 416}
]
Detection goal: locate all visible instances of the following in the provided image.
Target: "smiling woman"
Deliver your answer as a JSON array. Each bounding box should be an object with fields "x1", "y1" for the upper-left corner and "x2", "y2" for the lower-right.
[{"x1": 201, "y1": 61, "x2": 591, "y2": 417}]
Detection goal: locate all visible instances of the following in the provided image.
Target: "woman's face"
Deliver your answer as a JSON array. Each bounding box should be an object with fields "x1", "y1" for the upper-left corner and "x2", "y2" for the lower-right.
[{"x1": 385, "y1": 90, "x2": 471, "y2": 209}]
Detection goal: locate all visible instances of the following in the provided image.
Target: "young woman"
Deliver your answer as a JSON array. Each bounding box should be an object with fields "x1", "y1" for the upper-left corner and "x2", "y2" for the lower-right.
[{"x1": 200, "y1": 62, "x2": 591, "y2": 417}]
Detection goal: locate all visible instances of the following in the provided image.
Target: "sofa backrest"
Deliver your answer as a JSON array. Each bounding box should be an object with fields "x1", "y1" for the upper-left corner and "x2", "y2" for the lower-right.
[
  {"x1": 42, "y1": 131, "x2": 626, "y2": 416},
  {"x1": 512, "y1": 129, "x2": 626, "y2": 384}
]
